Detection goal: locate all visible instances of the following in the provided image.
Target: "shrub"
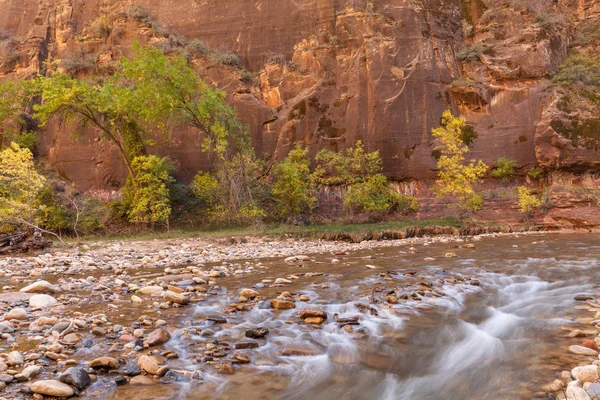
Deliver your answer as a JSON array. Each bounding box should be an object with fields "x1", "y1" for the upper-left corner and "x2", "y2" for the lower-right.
[
  {"x1": 187, "y1": 39, "x2": 209, "y2": 56},
  {"x1": 432, "y1": 110, "x2": 488, "y2": 213},
  {"x1": 528, "y1": 167, "x2": 544, "y2": 179},
  {"x1": 122, "y1": 155, "x2": 174, "y2": 224},
  {"x1": 89, "y1": 14, "x2": 113, "y2": 39},
  {"x1": 192, "y1": 171, "x2": 220, "y2": 207},
  {"x1": 553, "y1": 52, "x2": 600, "y2": 87},
  {"x1": 213, "y1": 51, "x2": 241, "y2": 67},
  {"x1": 60, "y1": 49, "x2": 97, "y2": 74},
  {"x1": 491, "y1": 157, "x2": 518, "y2": 182},
  {"x1": 313, "y1": 141, "x2": 382, "y2": 187},
  {"x1": 268, "y1": 54, "x2": 286, "y2": 65},
  {"x1": 573, "y1": 18, "x2": 600, "y2": 46},
  {"x1": 272, "y1": 144, "x2": 316, "y2": 218},
  {"x1": 344, "y1": 175, "x2": 418, "y2": 213},
  {"x1": 517, "y1": 186, "x2": 541, "y2": 219},
  {"x1": 457, "y1": 43, "x2": 491, "y2": 61}
]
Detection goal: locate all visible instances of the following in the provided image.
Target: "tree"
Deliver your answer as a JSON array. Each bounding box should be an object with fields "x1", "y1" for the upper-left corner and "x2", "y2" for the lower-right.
[
  {"x1": 122, "y1": 155, "x2": 173, "y2": 225},
  {"x1": 118, "y1": 44, "x2": 257, "y2": 215},
  {"x1": 313, "y1": 141, "x2": 417, "y2": 214},
  {"x1": 313, "y1": 141, "x2": 382, "y2": 187},
  {"x1": 432, "y1": 110, "x2": 488, "y2": 213},
  {"x1": 33, "y1": 73, "x2": 150, "y2": 182},
  {"x1": 0, "y1": 143, "x2": 45, "y2": 229},
  {"x1": 272, "y1": 144, "x2": 316, "y2": 218},
  {"x1": 517, "y1": 186, "x2": 541, "y2": 221},
  {"x1": 0, "y1": 80, "x2": 37, "y2": 151}
]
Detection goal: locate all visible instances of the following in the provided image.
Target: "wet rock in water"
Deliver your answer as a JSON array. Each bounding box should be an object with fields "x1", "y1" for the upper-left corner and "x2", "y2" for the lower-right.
[
  {"x1": 145, "y1": 328, "x2": 171, "y2": 347},
  {"x1": 445, "y1": 253, "x2": 457, "y2": 258},
  {"x1": 29, "y1": 294, "x2": 57, "y2": 310},
  {"x1": 234, "y1": 342, "x2": 259, "y2": 350},
  {"x1": 385, "y1": 295, "x2": 399, "y2": 304},
  {"x1": 285, "y1": 255, "x2": 310, "y2": 263},
  {"x1": 29, "y1": 380, "x2": 74, "y2": 397},
  {"x1": 271, "y1": 299, "x2": 295, "y2": 310},
  {"x1": 565, "y1": 385, "x2": 592, "y2": 400},
  {"x1": 328, "y1": 343, "x2": 360, "y2": 364},
  {"x1": 298, "y1": 309, "x2": 327, "y2": 319},
  {"x1": 163, "y1": 290, "x2": 190, "y2": 305},
  {"x1": 58, "y1": 367, "x2": 91, "y2": 390},
  {"x1": 274, "y1": 278, "x2": 293, "y2": 284},
  {"x1": 139, "y1": 286, "x2": 163, "y2": 295},
  {"x1": 90, "y1": 357, "x2": 120, "y2": 370},
  {"x1": 574, "y1": 294, "x2": 595, "y2": 301},
  {"x1": 541, "y1": 379, "x2": 564, "y2": 392},
  {"x1": 130, "y1": 375, "x2": 155, "y2": 385},
  {"x1": 20, "y1": 280, "x2": 57, "y2": 294},
  {"x1": 115, "y1": 376, "x2": 128, "y2": 385},
  {"x1": 278, "y1": 343, "x2": 323, "y2": 357},
  {"x1": 568, "y1": 345, "x2": 599, "y2": 356},
  {"x1": 336, "y1": 316, "x2": 360, "y2": 327},
  {"x1": 159, "y1": 370, "x2": 180, "y2": 384},
  {"x1": 581, "y1": 340, "x2": 599, "y2": 352},
  {"x1": 207, "y1": 315, "x2": 227, "y2": 324},
  {"x1": 5, "y1": 307, "x2": 28, "y2": 321},
  {"x1": 245, "y1": 328, "x2": 269, "y2": 339},
  {"x1": 231, "y1": 352, "x2": 250, "y2": 364},
  {"x1": 571, "y1": 365, "x2": 599, "y2": 382},
  {"x1": 304, "y1": 317, "x2": 325, "y2": 325},
  {"x1": 138, "y1": 355, "x2": 166, "y2": 376},
  {"x1": 239, "y1": 288, "x2": 259, "y2": 299},
  {"x1": 122, "y1": 363, "x2": 142, "y2": 376}
]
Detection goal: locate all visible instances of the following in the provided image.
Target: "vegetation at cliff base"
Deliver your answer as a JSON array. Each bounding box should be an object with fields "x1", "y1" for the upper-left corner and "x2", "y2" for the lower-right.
[{"x1": 432, "y1": 110, "x2": 488, "y2": 214}]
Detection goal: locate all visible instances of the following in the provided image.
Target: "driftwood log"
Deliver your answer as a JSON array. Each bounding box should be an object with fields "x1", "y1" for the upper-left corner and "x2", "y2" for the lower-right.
[{"x1": 0, "y1": 232, "x2": 51, "y2": 255}]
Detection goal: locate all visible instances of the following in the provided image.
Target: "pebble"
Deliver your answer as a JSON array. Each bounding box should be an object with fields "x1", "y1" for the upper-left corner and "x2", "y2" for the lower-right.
[
  {"x1": 29, "y1": 380, "x2": 74, "y2": 397},
  {"x1": 20, "y1": 280, "x2": 57, "y2": 294},
  {"x1": 29, "y1": 294, "x2": 57, "y2": 310},
  {"x1": 90, "y1": 357, "x2": 120, "y2": 369},
  {"x1": 568, "y1": 345, "x2": 599, "y2": 356}
]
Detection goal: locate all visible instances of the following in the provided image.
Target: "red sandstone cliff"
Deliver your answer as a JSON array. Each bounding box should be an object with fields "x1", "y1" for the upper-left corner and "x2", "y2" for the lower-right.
[{"x1": 0, "y1": 0, "x2": 598, "y2": 191}]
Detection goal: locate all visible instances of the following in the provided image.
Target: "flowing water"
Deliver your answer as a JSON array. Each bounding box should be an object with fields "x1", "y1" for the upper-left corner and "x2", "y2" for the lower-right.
[{"x1": 39, "y1": 234, "x2": 600, "y2": 399}]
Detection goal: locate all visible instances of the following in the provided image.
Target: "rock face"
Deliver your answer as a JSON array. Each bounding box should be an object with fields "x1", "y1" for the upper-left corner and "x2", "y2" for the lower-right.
[{"x1": 0, "y1": 0, "x2": 598, "y2": 191}]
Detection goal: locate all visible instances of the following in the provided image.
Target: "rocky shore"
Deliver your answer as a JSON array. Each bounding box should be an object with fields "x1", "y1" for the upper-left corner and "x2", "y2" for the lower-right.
[{"x1": 0, "y1": 231, "x2": 589, "y2": 399}]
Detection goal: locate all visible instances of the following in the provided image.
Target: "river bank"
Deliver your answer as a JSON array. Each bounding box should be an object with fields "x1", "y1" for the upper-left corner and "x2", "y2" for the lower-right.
[{"x1": 0, "y1": 231, "x2": 597, "y2": 399}]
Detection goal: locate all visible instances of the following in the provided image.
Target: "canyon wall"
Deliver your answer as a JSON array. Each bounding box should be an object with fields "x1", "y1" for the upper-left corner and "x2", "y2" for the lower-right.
[{"x1": 0, "y1": 0, "x2": 598, "y2": 190}]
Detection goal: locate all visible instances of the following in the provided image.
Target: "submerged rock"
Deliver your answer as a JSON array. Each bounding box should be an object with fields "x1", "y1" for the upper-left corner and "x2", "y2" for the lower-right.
[
  {"x1": 568, "y1": 345, "x2": 598, "y2": 356},
  {"x1": 245, "y1": 328, "x2": 269, "y2": 338}
]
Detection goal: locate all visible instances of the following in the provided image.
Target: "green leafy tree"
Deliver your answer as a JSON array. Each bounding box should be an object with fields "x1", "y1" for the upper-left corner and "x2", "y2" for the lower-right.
[
  {"x1": 313, "y1": 141, "x2": 381, "y2": 187},
  {"x1": 119, "y1": 44, "x2": 259, "y2": 216},
  {"x1": 272, "y1": 144, "x2": 316, "y2": 218},
  {"x1": 0, "y1": 143, "x2": 46, "y2": 230},
  {"x1": 0, "y1": 80, "x2": 38, "y2": 151},
  {"x1": 122, "y1": 155, "x2": 174, "y2": 225},
  {"x1": 33, "y1": 73, "x2": 150, "y2": 182},
  {"x1": 491, "y1": 157, "x2": 518, "y2": 182},
  {"x1": 313, "y1": 141, "x2": 417, "y2": 214},
  {"x1": 432, "y1": 110, "x2": 488, "y2": 213},
  {"x1": 517, "y1": 186, "x2": 541, "y2": 220}
]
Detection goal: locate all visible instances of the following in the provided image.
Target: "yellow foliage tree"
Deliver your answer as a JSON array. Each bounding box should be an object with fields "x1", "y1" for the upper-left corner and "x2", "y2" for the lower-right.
[
  {"x1": 517, "y1": 186, "x2": 541, "y2": 220},
  {"x1": 432, "y1": 110, "x2": 488, "y2": 213},
  {"x1": 0, "y1": 142, "x2": 46, "y2": 229}
]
